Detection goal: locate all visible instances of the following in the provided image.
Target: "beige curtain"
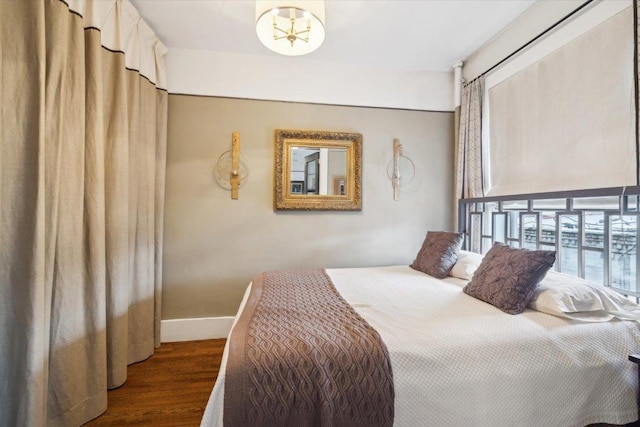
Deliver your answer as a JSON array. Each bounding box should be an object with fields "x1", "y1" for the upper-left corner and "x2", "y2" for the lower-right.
[
  {"x1": 455, "y1": 77, "x2": 485, "y2": 200},
  {"x1": 0, "y1": 1, "x2": 167, "y2": 426},
  {"x1": 636, "y1": 0, "x2": 639, "y2": 186}
]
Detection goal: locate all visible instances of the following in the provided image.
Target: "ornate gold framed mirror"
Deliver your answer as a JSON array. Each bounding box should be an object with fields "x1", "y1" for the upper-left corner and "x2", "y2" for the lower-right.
[{"x1": 274, "y1": 129, "x2": 362, "y2": 211}]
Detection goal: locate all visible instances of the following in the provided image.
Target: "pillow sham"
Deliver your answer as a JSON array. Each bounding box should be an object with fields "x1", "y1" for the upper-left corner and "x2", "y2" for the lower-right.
[
  {"x1": 410, "y1": 231, "x2": 464, "y2": 279},
  {"x1": 449, "y1": 250, "x2": 484, "y2": 280},
  {"x1": 463, "y1": 242, "x2": 556, "y2": 315},
  {"x1": 529, "y1": 271, "x2": 640, "y2": 322}
]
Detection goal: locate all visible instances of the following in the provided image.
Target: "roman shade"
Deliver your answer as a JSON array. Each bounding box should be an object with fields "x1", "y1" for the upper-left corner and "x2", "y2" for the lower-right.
[{"x1": 486, "y1": 6, "x2": 635, "y2": 196}]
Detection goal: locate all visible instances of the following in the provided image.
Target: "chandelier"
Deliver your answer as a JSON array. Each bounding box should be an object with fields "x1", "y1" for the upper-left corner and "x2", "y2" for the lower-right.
[{"x1": 255, "y1": 1, "x2": 326, "y2": 56}]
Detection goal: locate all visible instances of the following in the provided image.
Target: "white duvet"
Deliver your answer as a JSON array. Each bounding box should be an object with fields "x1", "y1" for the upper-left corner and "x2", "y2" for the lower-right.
[{"x1": 201, "y1": 266, "x2": 640, "y2": 427}]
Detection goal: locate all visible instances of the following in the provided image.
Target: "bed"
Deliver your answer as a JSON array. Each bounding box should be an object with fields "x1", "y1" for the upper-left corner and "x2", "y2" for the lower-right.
[{"x1": 200, "y1": 255, "x2": 640, "y2": 427}]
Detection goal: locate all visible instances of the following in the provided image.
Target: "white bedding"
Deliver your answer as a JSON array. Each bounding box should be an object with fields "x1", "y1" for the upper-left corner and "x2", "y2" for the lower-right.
[{"x1": 201, "y1": 266, "x2": 640, "y2": 427}]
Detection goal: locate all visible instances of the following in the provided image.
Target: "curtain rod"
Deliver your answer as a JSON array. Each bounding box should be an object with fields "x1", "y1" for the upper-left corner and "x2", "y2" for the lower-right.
[{"x1": 464, "y1": 0, "x2": 595, "y2": 87}]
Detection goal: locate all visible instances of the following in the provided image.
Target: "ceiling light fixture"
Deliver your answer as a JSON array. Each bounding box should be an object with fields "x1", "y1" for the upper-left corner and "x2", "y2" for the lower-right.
[{"x1": 255, "y1": 1, "x2": 325, "y2": 56}]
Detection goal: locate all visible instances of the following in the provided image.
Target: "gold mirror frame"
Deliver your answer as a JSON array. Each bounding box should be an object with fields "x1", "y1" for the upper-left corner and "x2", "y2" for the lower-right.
[{"x1": 274, "y1": 129, "x2": 362, "y2": 211}]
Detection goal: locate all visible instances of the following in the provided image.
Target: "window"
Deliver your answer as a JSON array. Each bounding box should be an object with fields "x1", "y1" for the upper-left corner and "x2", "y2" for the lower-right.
[{"x1": 461, "y1": 189, "x2": 640, "y2": 296}]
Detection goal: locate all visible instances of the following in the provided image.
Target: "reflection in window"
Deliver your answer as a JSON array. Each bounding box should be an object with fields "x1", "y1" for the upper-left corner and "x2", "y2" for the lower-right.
[
  {"x1": 508, "y1": 213, "x2": 520, "y2": 239},
  {"x1": 484, "y1": 203, "x2": 499, "y2": 236},
  {"x1": 482, "y1": 238, "x2": 492, "y2": 254},
  {"x1": 584, "y1": 250, "x2": 604, "y2": 286},
  {"x1": 503, "y1": 201, "x2": 528, "y2": 210},
  {"x1": 610, "y1": 215, "x2": 637, "y2": 292},
  {"x1": 470, "y1": 213, "x2": 482, "y2": 254},
  {"x1": 493, "y1": 213, "x2": 507, "y2": 244},
  {"x1": 583, "y1": 212, "x2": 604, "y2": 249},
  {"x1": 540, "y1": 212, "x2": 556, "y2": 245},
  {"x1": 573, "y1": 196, "x2": 619, "y2": 210},
  {"x1": 521, "y1": 214, "x2": 538, "y2": 251},
  {"x1": 533, "y1": 199, "x2": 566, "y2": 210},
  {"x1": 558, "y1": 214, "x2": 579, "y2": 276}
]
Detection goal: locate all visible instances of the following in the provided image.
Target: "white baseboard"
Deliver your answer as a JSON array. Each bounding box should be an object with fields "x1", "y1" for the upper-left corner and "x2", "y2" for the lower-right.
[{"x1": 160, "y1": 316, "x2": 234, "y2": 343}]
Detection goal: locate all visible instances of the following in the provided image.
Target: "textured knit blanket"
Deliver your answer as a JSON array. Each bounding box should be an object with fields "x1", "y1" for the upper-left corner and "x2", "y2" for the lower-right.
[{"x1": 224, "y1": 268, "x2": 394, "y2": 427}]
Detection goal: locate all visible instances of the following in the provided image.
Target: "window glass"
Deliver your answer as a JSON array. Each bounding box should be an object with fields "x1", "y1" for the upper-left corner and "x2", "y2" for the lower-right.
[
  {"x1": 502, "y1": 201, "x2": 527, "y2": 210},
  {"x1": 470, "y1": 214, "x2": 482, "y2": 254},
  {"x1": 558, "y1": 215, "x2": 579, "y2": 276},
  {"x1": 493, "y1": 213, "x2": 507, "y2": 244},
  {"x1": 583, "y1": 212, "x2": 604, "y2": 249},
  {"x1": 610, "y1": 215, "x2": 637, "y2": 292},
  {"x1": 533, "y1": 199, "x2": 566, "y2": 210},
  {"x1": 584, "y1": 250, "x2": 604, "y2": 287},
  {"x1": 574, "y1": 196, "x2": 620, "y2": 210},
  {"x1": 540, "y1": 212, "x2": 556, "y2": 245},
  {"x1": 521, "y1": 214, "x2": 538, "y2": 250}
]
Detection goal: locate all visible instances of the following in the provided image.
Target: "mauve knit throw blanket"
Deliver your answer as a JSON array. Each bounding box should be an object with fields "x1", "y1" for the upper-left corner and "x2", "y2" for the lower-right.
[{"x1": 224, "y1": 268, "x2": 394, "y2": 427}]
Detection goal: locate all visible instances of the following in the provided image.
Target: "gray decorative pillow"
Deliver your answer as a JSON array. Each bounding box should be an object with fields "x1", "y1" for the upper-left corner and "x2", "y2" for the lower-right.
[
  {"x1": 463, "y1": 242, "x2": 556, "y2": 315},
  {"x1": 411, "y1": 231, "x2": 464, "y2": 279}
]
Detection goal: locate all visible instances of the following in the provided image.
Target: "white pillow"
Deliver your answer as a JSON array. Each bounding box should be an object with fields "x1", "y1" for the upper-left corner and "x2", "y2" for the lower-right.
[
  {"x1": 529, "y1": 271, "x2": 640, "y2": 322},
  {"x1": 448, "y1": 250, "x2": 484, "y2": 281}
]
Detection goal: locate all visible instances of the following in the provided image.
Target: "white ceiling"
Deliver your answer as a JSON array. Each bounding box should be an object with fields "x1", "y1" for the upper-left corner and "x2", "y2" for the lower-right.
[{"x1": 130, "y1": 0, "x2": 536, "y2": 72}]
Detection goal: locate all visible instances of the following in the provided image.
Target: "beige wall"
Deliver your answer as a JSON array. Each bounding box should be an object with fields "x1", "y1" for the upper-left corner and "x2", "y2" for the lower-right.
[
  {"x1": 463, "y1": 0, "x2": 588, "y2": 81},
  {"x1": 166, "y1": 48, "x2": 454, "y2": 111},
  {"x1": 163, "y1": 95, "x2": 454, "y2": 319}
]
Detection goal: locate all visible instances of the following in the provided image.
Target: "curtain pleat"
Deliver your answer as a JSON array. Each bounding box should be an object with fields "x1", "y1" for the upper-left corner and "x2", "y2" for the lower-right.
[
  {"x1": 126, "y1": 72, "x2": 156, "y2": 364},
  {"x1": 80, "y1": 23, "x2": 109, "y2": 422},
  {"x1": 43, "y1": 1, "x2": 107, "y2": 425},
  {"x1": 0, "y1": 1, "x2": 48, "y2": 426},
  {"x1": 0, "y1": 0, "x2": 167, "y2": 425},
  {"x1": 154, "y1": 89, "x2": 168, "y2": 348},
  {"x1": 102, "y1": 45, "x2": 131, "y2": 389}
]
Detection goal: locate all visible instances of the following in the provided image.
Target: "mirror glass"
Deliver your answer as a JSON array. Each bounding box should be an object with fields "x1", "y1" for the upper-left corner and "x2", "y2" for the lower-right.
[
  {"x1": 289, "y1": 147, "x2": 347, "y2": 196},
  {"x1": 274, "y1": 129, "x2": 362, "y2": 211}
]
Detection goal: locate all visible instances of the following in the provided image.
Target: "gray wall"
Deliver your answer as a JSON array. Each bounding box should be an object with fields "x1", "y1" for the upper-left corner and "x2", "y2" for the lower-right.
[{"x1": 163, "y1": 95, "x2": 455, "y2": 319}]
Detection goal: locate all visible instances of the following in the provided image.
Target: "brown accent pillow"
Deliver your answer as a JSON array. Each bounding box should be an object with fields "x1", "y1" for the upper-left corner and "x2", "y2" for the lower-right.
[
  {"x1": 463, "y1": 242, "x2": 556, "y2": 315},
  {"x1": 411, "y1": 231, "x2": 464, "y2": 279}
]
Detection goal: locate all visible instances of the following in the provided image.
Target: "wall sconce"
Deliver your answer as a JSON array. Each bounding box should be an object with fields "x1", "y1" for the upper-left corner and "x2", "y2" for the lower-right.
[
  {"x1": 214, "y1": 132, "x2": 249, "y2": 199},
  {"x1": 387, "y1": 138, "x2": 415, "y2": 201}
]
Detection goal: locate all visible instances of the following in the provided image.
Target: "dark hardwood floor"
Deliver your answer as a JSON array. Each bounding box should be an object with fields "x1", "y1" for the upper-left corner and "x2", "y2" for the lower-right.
[
  {"x1": 84, "y1": 339, "x2": 226, "y2": 427},
  {"x1": 80, "y1": 338, "x2": 639, "y2": 427}
]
